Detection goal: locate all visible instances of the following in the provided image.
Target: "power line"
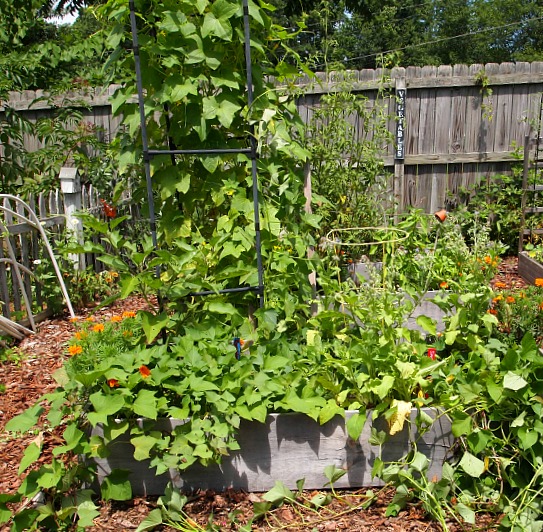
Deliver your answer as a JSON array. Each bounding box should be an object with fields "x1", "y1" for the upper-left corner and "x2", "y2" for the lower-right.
[{"x1": 315, "y1": 13, "x2": 543, "y2": 68}]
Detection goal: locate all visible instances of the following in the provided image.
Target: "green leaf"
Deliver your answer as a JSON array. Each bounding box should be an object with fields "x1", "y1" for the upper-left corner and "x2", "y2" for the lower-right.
[
  {"x1": 310, "y1": 492, "x2": 332, "y2": 508},
  {"x1": 206, "y1": 301, "x2": 238, "y2": 315},
  {"x1": 324, "y1": 464, "x2": 347, "y2": 486},
  {"x1": 133, "y1": 390, "x2": 158, "y2": 419},
  {"x1": 120, "y1": 276, "x2": 140, "y2": 299},
  {"x1": 18, "y1": 442, "x2": 41, "y2": 475},
  {"x1": 459, "y1": 451, "x2": 485, "y2": 478},
  {"x1": 252, "y1": 501, "x2": 272, "y2": 520},
  {"x1": 319, "y1": 400, "x2": 344, "y2": 425},
  {"x1": 52, "y1": 424, "x2": 85, "y2": 456},
  {"x1": 416, "y1": 315, "x2": 436, "y2": 335},
  {"x1": 518, "y1": 427, "x2": 538, "y2": 450},
  {"x1": 451, "y1": 413, "x2": 472, "y2": 437},
  {"x1": 410, "y1": 452, "x2": 429, "y2": 473},
  {"x1": 503, "y1": 371, "x2": 528, "y2": 391},
  {"x1": 87, "y1": 393, "x2": 125, "y2": 426},
  {"x1": 131, "y1": 434, "x2": 159, "y2": 461},
  {"x1": 212, "y1": 0, "x2": 239, "y2": 19},
  {"x1": 370, "y1": 375, "x2": 395, "y2": 400},
  {"x1": 486, "y1": 378, "x2": 504, "y2": 403},
  {"x1": 346, "y1": 411, "x2": 366, "y2": 440},
  {"x1": 76, "y1": 499, "x2": 101, "y2": 528},
  {"x1": 371, "y1": 456, "x2": 384, "y2": 479},
  {"x1": 135, "y1": 508, "x2": 163, "y2": 532},
  {"x1": 201, "y1": 12, "x2": 232, "y2": 40},
  {"x1": 141, "y1": 311, "x2": 169, "y2": 344},
  {"x1": 188, "y1": 375, "x2": 219, "y2": 392},
  {"x1": 263, "y1": 481, "x2": 294, "y2": 505},
  {"x1": 455, "y1": 502, "x2": 476, "y2": 524},
  {"x1": 5, "y1": 403, "x2": 43, "y2": 433},
  {"x1": 368, "y1": 427, "x2": 388, "y2": 446},
  {"x1": 101, "y1": 470, "x2": 132, "y2": 501}
]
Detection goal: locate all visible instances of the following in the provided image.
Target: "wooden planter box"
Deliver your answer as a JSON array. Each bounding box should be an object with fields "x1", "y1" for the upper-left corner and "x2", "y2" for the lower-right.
[
  {"x1": 90, "y1": 409, "x2": 453, "y2": 496},
  {"x1": 518, "y1": 251, "x2": 543, "y2": 285}
]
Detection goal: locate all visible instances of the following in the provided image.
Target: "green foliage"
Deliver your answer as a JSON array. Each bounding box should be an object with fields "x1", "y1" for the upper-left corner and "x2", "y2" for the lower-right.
[
  {"x1": 491, "y1": 281, "x2": 543, "y2": 347},
  {"x1": 305, "y1": 71, "x2": 393, "y2": 235},
  {"x1": 0, "y1": 6, "x2": 109, "y2": 92},
  {"x1": 452, "y1": 155, "x2": 525, "y2": 254}
]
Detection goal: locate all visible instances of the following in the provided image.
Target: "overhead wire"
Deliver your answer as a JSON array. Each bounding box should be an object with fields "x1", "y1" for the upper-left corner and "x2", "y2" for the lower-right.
[{"x1": 313, "y1": 13, "x2": 543, "y2": 68}]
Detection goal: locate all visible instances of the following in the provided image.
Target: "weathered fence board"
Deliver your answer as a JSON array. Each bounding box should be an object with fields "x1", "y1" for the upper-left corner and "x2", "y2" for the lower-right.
[{"x1": 3, "y1": 61, "x2": 543, "y2": 212}]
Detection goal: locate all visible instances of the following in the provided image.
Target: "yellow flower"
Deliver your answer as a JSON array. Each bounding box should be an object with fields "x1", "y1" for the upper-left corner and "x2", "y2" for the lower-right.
[
  {"x1": 110, "y1": 316, "x2": 122, "y2": 323},
  {"x1": 122, "y1": 311, "x2": 136, "y2": 319},
  {"x1": 74, "y1": 331, "x2": 87, "y2": 341},
  {"x1": 68, "y1": 344, "x2": 83, "y2": 356},
  {"x1": 92, "y1": 323, "x2": 105, "y2": 333}
]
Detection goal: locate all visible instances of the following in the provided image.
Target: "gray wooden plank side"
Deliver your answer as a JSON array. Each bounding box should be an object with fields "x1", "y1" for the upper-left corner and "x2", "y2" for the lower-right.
[{"x1": 90, "y1": 409, "x2": 453, "y2": 495}]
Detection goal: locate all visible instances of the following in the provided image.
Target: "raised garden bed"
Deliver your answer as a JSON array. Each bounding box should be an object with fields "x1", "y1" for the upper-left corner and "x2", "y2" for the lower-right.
[
  {"x1": 518, "y1": 251, "x2": 543, "y2": 284},
  {"x1": 90, "y1": 409, "x2": 453, "y2": 496}
]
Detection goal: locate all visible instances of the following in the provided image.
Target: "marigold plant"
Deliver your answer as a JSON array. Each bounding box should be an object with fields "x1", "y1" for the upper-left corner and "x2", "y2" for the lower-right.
[{"x1": 490, "y1": 281, "x2": 543, "y2": 346}]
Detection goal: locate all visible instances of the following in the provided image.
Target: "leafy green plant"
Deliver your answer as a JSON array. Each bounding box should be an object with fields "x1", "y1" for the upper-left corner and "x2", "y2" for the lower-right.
[
  {"x1": 452, "y1": 146, "x2": 527, "y2": 254},
  {"x1": 491, "y1": 278, "x2": 543, "y2": 347},
  {"x1": 304, "y1": 69, "x2": 394, "y2": 238}
]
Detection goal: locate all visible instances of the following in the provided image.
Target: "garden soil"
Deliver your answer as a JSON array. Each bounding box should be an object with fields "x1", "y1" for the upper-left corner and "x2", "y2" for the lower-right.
[{"x1": 0, "y1": 258, "x2": 523, "y2": 531}]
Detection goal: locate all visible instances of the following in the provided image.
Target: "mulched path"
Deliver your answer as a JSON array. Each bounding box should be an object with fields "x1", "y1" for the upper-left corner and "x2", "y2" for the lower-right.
[{"x1": 0, "y1": 258, "x2": 524, "y2": 531}]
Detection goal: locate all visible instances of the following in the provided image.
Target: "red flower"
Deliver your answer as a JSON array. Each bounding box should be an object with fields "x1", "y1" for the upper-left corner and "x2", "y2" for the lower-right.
[
  {"x1": 139, "y1": 365, "x2": 151, "y2": 378},
  {"x1": 107, "y1": 379, "x2": 120, "y2": 388},
  {"x1": 100, "y1": 199, "x2": 117, "y2": 218}
]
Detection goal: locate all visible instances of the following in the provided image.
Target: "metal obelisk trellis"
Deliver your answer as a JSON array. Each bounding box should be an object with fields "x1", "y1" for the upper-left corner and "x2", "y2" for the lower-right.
[{"x1": 128, "y1": 0, "x2": 264, "y2": 308}]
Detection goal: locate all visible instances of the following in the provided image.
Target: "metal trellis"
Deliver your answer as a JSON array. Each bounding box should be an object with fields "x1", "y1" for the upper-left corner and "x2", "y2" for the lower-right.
[{"x1": 128, "y1": 0, "x2": 264, "y2": 308}]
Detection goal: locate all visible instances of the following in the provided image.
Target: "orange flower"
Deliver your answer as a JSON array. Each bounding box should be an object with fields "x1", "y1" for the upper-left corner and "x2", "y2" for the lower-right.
[
  {"x1": 122, "y1": 311, "x2": 136, "y2": 319},
  {"x1": 123, "y1": 331, "x2": 133, "y2": 337},
  {"x1": 539, "y1": 302, "x2": 543, "y2": 311},
  {"x1": 100, "y1": 198, "x2": 117, "y2": 218},
  {"x1": 92, "y1": 323, "x2": 105, "y2": 333},
  {"x1": 110, "y1": 316, "x2": 122, "y2": 323},
  {"x1": 439, "y1": 281, "x2": 449, "y2": 289},
  {"x1": 492, "y1": 295, "x2": 503, "y2": 303},
  {"x1": 536, "y1": 278, "x2": 543, "y2": 287},
  {"x1": 107, "y1": 379, "x2": 120, "y2": 388},
  {"x1": 74, "y1": 331, "x2": 87, "y2": 341},
  {"x1": 85, "y1": 316, "x2": 95, "y2": 322},
  {"x1": 139, "y1": 365, "x2": 151, "y2": 378},
  {"x1": 69, "y1": 317, "x2": 79, "y2": 323},
  {"x1": 519, "y1": 291, "x2": 526, "y2": 298},
  {"x1": 506, "y1": 296, "x2": 515, "y2": 303},
  {"x1": 484, "y1": 256, "x2": 492, "y2": 264},
  {"x1": 487, "y1": 309, "x2": 497, "y2": 315},
  {"x1": 494, "y1": 282, "x2": 507, "y2": 289},
  {"x1": 68, "y1": 344, "x2": 83, "y2": 356}
]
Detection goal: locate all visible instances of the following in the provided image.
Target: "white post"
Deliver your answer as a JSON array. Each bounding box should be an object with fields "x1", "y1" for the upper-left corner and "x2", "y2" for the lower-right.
[{"x1": 59, "y1": 167, "x2": 85, "y2": 270}]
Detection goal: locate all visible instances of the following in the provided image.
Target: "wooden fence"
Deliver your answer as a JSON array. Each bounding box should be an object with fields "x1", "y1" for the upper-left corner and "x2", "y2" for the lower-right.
[{"x1": 2, "y1": 62, "x2": 543, "y2": 212}]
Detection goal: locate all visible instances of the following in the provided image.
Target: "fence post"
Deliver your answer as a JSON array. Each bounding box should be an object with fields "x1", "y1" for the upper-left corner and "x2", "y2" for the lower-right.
[{"x1": 59, "y1": 167, "x2": 85, "y2": 270}]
